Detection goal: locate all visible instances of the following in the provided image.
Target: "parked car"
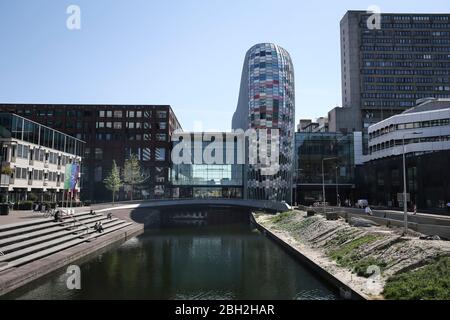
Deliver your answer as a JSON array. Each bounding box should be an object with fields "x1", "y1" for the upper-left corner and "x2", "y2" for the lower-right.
[{"x1": 356, "y1": 199, "x2": 369, "y2": 208}]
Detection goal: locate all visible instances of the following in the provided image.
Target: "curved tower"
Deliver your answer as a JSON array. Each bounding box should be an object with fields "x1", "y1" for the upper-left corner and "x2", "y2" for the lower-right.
[{"x1": 232, "y1": 43, "x2": 295, "y2": 203}]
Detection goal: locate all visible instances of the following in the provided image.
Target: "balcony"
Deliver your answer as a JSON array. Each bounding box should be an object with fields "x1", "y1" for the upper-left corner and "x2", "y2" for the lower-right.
[{"x1": 0, "y1": 174, "x2": 10, "y2": 186}]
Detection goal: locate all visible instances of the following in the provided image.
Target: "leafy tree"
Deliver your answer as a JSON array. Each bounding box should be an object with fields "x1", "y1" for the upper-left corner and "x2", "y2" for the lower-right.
[
  {"x1": 103, "y1": 160, "x2": 122, "y2": 204},
  {"x1": 123, "y1": 154, "x2": 145, "y2": 200}
]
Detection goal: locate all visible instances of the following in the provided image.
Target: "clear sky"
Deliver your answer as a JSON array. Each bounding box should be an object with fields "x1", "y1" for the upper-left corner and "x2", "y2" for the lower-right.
[{"x1": 0, "y1": 0, "x2": 448, "y2": 131}]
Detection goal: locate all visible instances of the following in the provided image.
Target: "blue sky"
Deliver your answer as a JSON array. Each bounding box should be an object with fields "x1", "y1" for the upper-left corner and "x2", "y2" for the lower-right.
[{"x1": 0, "y1": 0, "x2": 449, "y2": 131}]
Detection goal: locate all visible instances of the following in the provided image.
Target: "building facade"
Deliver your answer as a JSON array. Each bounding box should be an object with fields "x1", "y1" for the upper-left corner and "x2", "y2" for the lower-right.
[
  {"x1": 294, "y1": 131, "x2": 362, "y2": 206},
  {"x1": 333, "y1": 11, "x2": 450, "y2": 134},
  {"x1": 356, "y1": 98, "x2": 450, "y2": 211},
  {"x1": 0, "y1": 113, "x2": 84, "y2": 203},
  {"x1": 170, "y1": 132, "x2": 244, "y2": 199},
  {"x1": 0, "y1": 104, "x2": 181, "y2": 201},
  {"x1": 367, "y1": 98, "x2": 450, "y2": 161},
  {"x1": 232, "y1": 43, "x2": 295, "y2": 203}
]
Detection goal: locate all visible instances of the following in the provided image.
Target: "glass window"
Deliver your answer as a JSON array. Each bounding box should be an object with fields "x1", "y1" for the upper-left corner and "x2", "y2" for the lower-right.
[
  {"x1": 158, "y1": 122, "x2": 167, "y2": 130},
  {"x1": 156, "y1": 133, "x2": 166, "y2": 141},
  {"x1": 127, "y1": 110, "x2": 135, "y2": 118},
  {"x1": 95, "y1": 148, "x2": 103, "y2": 160},
  {"x1": 99, "y1": 111, "x2": 105, "y2": 117},
  {"x1": 114, "y1": 111, "x2": 122, "y2": 118},
  {"x1": 155, "y1": 148, "x2": 166, "y2": 161},
  {"x1": 142, "y1": 148, "x2": 151, "y2": 161},
  {"x1": 157, "y1": 111, "x2": 167, "y2": 119},
  {"x1": 94, "y1": 166, "x2": 102, "y2": 182},
  {"x1": 113, "y1": 122, "x2": 122, "y2": 129},
  {"x1": 136, "y1": 111, "x2": 142, "y2": 118}
]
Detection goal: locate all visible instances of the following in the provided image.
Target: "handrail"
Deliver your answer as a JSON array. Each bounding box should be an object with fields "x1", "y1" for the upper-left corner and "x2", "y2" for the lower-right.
[{"x1": 62, "y1": 210, "x2": 90, "y2": 237}]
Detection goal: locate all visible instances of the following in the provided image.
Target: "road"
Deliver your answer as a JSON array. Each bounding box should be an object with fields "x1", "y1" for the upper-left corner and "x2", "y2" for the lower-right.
[{"x1": 326, "y1": 206, "x2": 450, "y2": 227}]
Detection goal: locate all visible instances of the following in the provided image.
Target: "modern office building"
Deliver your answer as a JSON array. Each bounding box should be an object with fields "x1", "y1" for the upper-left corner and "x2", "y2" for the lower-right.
[
  {"x1": 0, "y1": 113, "x2": 84, "y2": 203},
  {"x1": 357, "y1": 98, "x2": 450, "y2": 210},
  {"x1": 232, "y1": 43, "x2": 295, "y2": 203},
  {"x1": 294, "y1": 131, "x2": 362, "y2": 206},
  {"x1": 170, "y1": 132, "x2": 244, "y2": 199},
  {"x1": 367, "y1": 98, "x2": 450, "y2": 161},
  {"x1": 0, "y1": 104, "x2": 181, "y2": 201},
  {"x1": 331, "y1": 11, "x2": 450, "y2": 134}
]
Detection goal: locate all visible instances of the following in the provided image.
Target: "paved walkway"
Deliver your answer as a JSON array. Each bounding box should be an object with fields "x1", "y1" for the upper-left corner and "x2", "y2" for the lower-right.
[{"x1": 0, "y1": 207, "x2": 92, "y2": 226}]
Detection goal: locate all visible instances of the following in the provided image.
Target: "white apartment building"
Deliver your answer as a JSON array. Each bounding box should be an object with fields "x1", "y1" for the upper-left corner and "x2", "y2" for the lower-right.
[
  {"x1": 367, "y1": 98, "x2": 450, "y2": 162},
  {"x1": 0, "y1": 113, "x2": 84, "y2": 203}
]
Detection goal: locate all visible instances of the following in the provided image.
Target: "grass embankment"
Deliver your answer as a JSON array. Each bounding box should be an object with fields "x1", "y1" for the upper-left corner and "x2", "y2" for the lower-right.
[
  {"x1": 266, "y1": 210, "x2": 450, "y2": 299},
  {"x1": 326, "y1": 233, "x2": 386, "y2": 277},
  {"x1": 270, "y1": 211, "x2": 386, "y2": 278},
  {"x1": 383, "y1": 256, "x2": 450, "y2": 300}
]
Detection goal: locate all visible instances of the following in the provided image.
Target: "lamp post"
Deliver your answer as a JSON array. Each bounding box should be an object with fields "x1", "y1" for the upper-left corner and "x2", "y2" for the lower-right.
[
  {"x1": 322, "y1": 157, "x2": 338, "y2": 211},
  {"x1": 335, "y1": 165, "x2": 340, "y2": 207},
  {"x1": 402, "y1": 131, "x2": 422, "y2": 236}
]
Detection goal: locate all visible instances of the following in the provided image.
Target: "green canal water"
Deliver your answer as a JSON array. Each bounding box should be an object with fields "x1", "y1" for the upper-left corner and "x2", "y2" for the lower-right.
[{"x1": 3, "y1": 210, "x2": 338, "y2": 300}]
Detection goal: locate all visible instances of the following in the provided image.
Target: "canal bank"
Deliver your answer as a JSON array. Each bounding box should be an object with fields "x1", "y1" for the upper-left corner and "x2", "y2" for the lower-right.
[
  {"x1": 250, "y1": 213, "x2": 368, "y2": 300},
  {"x1": 2, "y1": 208, "x2": 339, "y2": 300},
  {"x1": 0, "y1": 208, "x2": 144, "y2": 297},
  {"x1": 252, "y1": 210, "x2": 450, "y2": 300}
]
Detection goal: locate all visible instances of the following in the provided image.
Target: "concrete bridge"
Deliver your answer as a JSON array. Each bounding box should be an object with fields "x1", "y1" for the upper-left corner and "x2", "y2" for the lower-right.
[{"x1": 92, "y1": 199, "x2": 291, "y2": 213}]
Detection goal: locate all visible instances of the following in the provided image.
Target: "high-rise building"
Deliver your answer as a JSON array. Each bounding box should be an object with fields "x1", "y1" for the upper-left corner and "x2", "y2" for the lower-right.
[
  {"x1": 232, "y1": 43, "x2": 295, "y2": 202},
  {"x1": 330, "y1": 11, "x2": 450, "y2": 134},
  {"x1": 0, "y1": 104, "x2": 181, "y2": 201}
]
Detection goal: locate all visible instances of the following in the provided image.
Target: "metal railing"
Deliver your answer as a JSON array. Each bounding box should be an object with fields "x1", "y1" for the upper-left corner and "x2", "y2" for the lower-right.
[{"x1": 64, "y1": 212, "x2": 90, "y2": 238}]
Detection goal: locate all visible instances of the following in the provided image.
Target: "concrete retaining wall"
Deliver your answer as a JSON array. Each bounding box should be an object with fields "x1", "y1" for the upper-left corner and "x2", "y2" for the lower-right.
[
  {"x1": 0, "y1": 224, "x2": 143, "y2": 296},
  {"x1": 250, "y1": 214, "x2": 367, "y2": 300}
]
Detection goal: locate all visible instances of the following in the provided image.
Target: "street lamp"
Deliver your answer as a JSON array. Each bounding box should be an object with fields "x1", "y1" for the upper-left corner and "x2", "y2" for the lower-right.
[
  {"x1": 402, "y1": 131, "x2": 422, "y2": 235},
  {"x1": 335, "y1": 165, "x2": 340, "y2": 207},
  {"x1": 322, "y1": 157, "x2": 338, "y2": 211}
]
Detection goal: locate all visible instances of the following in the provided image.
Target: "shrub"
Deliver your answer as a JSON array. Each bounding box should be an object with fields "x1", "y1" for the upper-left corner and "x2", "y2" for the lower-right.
[{"x1": 383, "y1": 257, "x2": 450, "y2": 300}]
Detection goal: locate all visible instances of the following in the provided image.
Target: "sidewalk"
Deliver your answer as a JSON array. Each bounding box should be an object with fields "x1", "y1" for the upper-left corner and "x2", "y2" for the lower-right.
[{"x1": 0, "y1": 207, "x2": 92, "y2": 226}]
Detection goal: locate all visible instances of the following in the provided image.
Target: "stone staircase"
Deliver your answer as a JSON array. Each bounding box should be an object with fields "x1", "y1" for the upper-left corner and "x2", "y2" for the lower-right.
[{"x1": 0, "y1": 211, "x2": 132, "y2": 272}]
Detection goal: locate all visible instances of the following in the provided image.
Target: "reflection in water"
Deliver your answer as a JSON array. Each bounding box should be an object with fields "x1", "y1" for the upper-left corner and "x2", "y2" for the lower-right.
[{"x1": 3, "y1": 209, "x2": 338, "y2": 300}]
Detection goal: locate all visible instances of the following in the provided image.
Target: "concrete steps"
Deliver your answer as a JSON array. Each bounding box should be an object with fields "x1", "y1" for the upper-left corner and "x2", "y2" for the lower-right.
[
  {"x1": 0, "y1": 211, "x2": 134, "y2": 272},
  {"x1": 0, "y1": 212, "x2": 102, "y2": 240},
  {"x1": 0, "y1": 215, "x2": 108, "y2": 247}
]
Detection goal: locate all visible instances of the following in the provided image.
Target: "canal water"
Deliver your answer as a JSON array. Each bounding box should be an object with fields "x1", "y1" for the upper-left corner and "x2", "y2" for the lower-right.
[{"x1": 3, "y1": 209, "x2": 338, "y2": 300}]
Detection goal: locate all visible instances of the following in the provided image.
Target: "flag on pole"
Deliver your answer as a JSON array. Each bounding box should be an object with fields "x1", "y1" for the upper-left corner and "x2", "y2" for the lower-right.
[
  {"x1": 63, "y1": 163, "x2": 80, "y2": 190},
  {"x1": 64, "y1": 164, "x2": 72, "y2": 190}
]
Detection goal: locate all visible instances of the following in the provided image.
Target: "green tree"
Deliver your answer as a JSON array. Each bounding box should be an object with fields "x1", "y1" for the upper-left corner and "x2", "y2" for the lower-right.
[
  {"x1": 123, "y1": 154, "x2": 145, "y2": 200},
  {"x1": 103, "y1": 160, "x2": 122, "y2": 204}
]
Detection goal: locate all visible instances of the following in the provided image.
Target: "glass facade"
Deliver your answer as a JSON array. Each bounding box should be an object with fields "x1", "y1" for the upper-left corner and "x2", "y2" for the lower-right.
[
  {"x1": 170, "y1": 133, "x2": 244, "y2": 199},
  {"x1": 232, "y1": 43, "x2": 295, "y2": 203},
  {"x1": 0, "y1": 113, "x2": 84, "y2": 156},
  {"x1": 294, "y1": 132, "x2": 356, "y2": 205}
]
